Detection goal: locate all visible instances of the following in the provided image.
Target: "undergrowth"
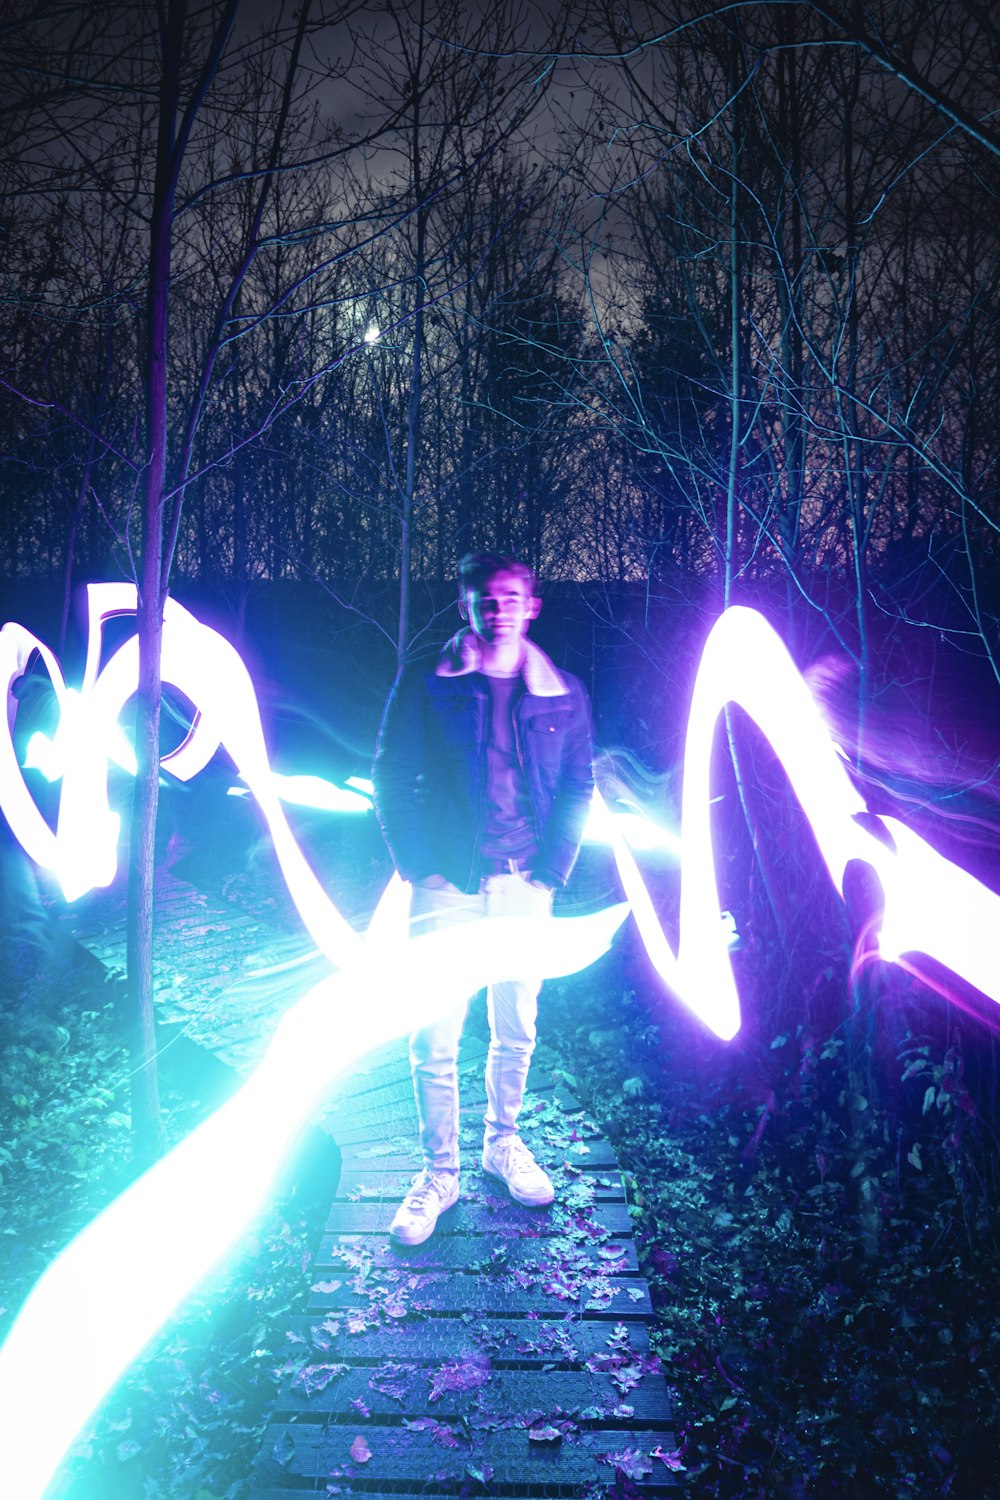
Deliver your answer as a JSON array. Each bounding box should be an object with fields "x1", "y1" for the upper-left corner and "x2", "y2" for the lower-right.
[
  {"x1": 0, "y1": 947, "x2": 317, "y2": 1500},
  {"x1": 543, "y1": 931, "x2": 1000, "y2": 1498}
]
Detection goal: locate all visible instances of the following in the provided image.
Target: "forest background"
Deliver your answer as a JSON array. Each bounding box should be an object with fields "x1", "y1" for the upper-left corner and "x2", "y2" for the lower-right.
[{"x1": 2, "y1": 1, "x2": 1000, "y2": 1496}]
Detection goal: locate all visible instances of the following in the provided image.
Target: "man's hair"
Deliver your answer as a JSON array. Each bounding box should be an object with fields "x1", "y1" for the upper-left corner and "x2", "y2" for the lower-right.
[{"x1": 457, "y1": 551, "x2": 539, "y2": 599}]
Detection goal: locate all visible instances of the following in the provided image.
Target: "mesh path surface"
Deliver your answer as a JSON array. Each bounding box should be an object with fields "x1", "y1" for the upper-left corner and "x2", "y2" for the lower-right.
[
  {"x1": 65, "y1": 869, "x2": 678, "y2": 1495},
  {"x1": 252, "y1": 1034, "x2": 678, "y2": 1497}
]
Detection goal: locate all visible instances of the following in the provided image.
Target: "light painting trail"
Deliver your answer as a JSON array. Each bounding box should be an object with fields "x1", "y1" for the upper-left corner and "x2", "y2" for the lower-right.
[
  {"x1": 0, "y1": 904, "x2": 629, "y2": 1500},
  {"x1": 625, "y1": 605, "x2": 1000, "y2": 1039},
  {"x1": 2, "y1": 583, "x2": 361, "y2": 961},
  {"x1": 1, "y1": 587, "x2": 999, "y2": 1497},
  {"x1": 4, "y1": 585, "x2": 996, "y2": 1035}
]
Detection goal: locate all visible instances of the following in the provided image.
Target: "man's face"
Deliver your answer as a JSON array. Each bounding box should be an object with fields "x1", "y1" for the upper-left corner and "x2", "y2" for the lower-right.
[{"x1": 461, "y1": 569, "x2": 540, "y2": 647}]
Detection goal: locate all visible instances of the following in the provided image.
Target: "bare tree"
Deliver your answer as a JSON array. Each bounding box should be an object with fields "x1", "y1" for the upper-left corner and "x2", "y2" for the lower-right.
[
  {"x1": 327, "y1": 0, "x2": 576, "y2": 659},
  {"x1": 544, "y1": 0, "x2": 999, "y2": 675},
  {"x1": 1, "y1": 0, "x2": 385, "y2": 1155}
]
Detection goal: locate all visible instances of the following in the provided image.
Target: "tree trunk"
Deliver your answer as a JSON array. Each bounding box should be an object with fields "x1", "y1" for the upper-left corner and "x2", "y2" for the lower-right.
[
  {"x1": 776, "y1": 13, "x2": 805, "y2": 638},
  {"x1": 125, "y1": 0, "x2": 186, "y2": 1163},
  {"x1": 397, "y1": 90, "x2": 428, "y2": 662},
  {"x1": 724, "y1": 25, "x2": 742, "y2": 608},
  {"x1": 841, "y1": 56, "x2": 870, "y2": 731}
]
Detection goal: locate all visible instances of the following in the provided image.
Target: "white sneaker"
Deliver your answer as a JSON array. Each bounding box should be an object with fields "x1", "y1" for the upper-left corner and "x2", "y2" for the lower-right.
[
  {"x1": 388, "y1": 1169, "x2": 459, "y2": 1246},
  {"x1": 482, "y1": 1135, "x2": 554, "y2": 1207}
]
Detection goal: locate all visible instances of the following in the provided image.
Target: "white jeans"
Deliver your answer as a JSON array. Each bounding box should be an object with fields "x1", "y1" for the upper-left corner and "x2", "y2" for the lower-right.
[{"x1": 408, "y1": 871, "x2": 554, "y2": 1174}]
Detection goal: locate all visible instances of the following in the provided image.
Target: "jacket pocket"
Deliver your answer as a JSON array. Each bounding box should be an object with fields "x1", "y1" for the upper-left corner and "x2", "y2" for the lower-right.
[
  {"x1": 525, "y1": 712, "x2": 569, "y2": 740},
  {"x1": 523, "y1": 716, "x2": 567, "y2": 783}
]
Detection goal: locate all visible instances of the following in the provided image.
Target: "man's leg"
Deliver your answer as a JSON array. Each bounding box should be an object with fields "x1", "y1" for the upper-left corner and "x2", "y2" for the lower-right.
[
  {"x1": 408, "y1": 879, "x2": 483, "y2": 1171},
  {"x1": 481, "y1": 872, "x2": 555, "y2": 1206},
  {"x1": 390, "y1": 880, "x2": 481, "y2": 1246}
]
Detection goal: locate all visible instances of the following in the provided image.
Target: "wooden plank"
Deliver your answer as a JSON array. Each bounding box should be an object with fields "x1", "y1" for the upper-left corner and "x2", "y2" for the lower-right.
[
  {"x1": 313, "y1": 1230, "x2": 639, "y2": 1274},
  {"x1": 322, "y1": 1035, "x2": 576, "y2": 1104},
  {"x1": 254, "y1": 1489, "x2": 676, "y2": 1500},
  {"x1": 340, "y1": 1136, "x2": 621, "y2": 1172},
  {"x1": 280, "y1": 1313, "x2": 656, "y2": 1365},
  {"x1": 254, "y1": 1487, "x2": 672, "y2": 1500},
  {"x1": 253, "y1": 1490, "x2": 671, "y2": 1500},
  {"x1": 256, "y1": 1422, "x2": 679, "y2": 1491},
  {"x1": 275, "y1": 1366, "x2": 671, "y2": 1422},
  {"x1": 329, "y1": 1064, "x2": 583, "y2": 1121},
  {"x1": 334, "y1": 1123, "x2": 615, "y2": 1169},
  {"x1": 334, "y1": 1167, "x2": 626, "y2": 1202},
  {"x1": 324, "y1": 1195, "x2": 634, "y2": 1239},
  {"x1": 324, "y1": 1077, "x2": 580, "y2": 1128},
  {"x1": 306, "y1": 1275, "x2": 652, "y2": 1320},
  {"x1": 324, "y1": 1041, "x2": 482, "y2": 1108},
  {"x1": 319, "y1": 1063, "x2": 560, "y2": 1141}
]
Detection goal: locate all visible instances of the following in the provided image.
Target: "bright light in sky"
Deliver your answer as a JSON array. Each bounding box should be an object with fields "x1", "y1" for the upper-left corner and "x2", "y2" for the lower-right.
[
  {"x1": 1, "y1": 586, "x2": 999, "y2": 1496},
  {"x1": 363, "y1": 323, "x2": 381, "y2": 343}
]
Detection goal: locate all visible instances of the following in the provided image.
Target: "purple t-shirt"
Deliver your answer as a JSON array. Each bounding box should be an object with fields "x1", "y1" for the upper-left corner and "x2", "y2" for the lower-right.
[{"x1": 478, "y1": 673, "x2": 537, "y2": 864}]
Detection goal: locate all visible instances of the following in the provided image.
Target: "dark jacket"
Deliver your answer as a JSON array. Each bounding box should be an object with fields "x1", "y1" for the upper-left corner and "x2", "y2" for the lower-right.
[{"x1": 373, "y1": 629, "x2": 594, "y2": 893}]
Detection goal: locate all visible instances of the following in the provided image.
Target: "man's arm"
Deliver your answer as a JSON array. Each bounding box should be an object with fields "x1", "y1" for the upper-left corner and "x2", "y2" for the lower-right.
[
  {"x1": 372, "y1": 667, "x2": 435, "y2": 884},
  {"x1": 531, "y1": 678, "x2": 595, "y2": 890}
]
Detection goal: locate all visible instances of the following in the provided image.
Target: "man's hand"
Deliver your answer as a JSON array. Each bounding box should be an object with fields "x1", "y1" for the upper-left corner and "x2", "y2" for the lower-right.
[{"x1": 418, "y1": 873, "x2": 463, "y2": 893}]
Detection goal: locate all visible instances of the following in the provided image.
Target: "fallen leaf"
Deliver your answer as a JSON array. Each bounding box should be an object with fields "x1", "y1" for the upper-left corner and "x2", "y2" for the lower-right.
[
  {"x1": 404, "y1": 1417, "x2": 462, "y2": 1448},
  {"x1": 598, "y1": 1447, "x2": 654, "y2": 1480},
  {"x1": 428, "y1": 1352, "x2": 491, "y2": 1401},
  {"x1": 652, "y1": 1443, "x2": 687, "y2": 1472},
  {"x1": 293, "y1": 1362, "x2": 348, "y2": 1397},
  {"x1": 349, "y1": 1434, "x2": 372, "y2": 1463},
  {"x1": 272, "y1": 1430, "x2": 295, "y2": 1469}
]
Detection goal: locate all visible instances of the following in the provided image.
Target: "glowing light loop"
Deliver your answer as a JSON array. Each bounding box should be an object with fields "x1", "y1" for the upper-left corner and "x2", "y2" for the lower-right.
[
  {"x1": 2, "y1": 587, "x2": 1000, "y2": 1498},
  {"x1": 3, "y1": 587, "x2": 1000, "y2": 1031}
]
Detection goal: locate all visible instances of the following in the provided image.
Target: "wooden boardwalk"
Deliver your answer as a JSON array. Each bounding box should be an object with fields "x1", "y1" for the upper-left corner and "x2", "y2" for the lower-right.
[
  {"x1": 253, "y1": 1034, "x2": 678, "y2": 1497},
  {"x1": 63, "y1": 867, "x2": 327, "y2": 1073},
  {"x1": 65, "y1": 868, "x2": 678, "y2": 1495}
]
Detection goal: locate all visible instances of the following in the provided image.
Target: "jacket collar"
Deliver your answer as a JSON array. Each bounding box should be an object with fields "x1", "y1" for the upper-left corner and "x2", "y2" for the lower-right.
[{"x1": 435, "y1": 628, "x2": 569, "y2": 697}]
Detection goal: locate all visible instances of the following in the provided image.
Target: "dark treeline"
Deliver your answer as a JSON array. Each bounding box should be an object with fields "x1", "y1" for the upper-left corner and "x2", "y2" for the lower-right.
[{"x1": 2, "y1": 0, "x2": 998, "y2": 678}]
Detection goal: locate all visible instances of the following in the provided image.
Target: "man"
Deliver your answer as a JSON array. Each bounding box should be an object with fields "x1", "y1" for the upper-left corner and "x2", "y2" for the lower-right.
[{"x1": 372, "y1": 553, "x2": 594, "y2": 1246}]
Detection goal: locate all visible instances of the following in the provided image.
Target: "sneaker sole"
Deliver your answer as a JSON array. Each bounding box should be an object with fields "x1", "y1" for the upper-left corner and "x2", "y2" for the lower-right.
[{"x1": 481, "y1": 1160, "x2": 554, "y2": 1208}]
